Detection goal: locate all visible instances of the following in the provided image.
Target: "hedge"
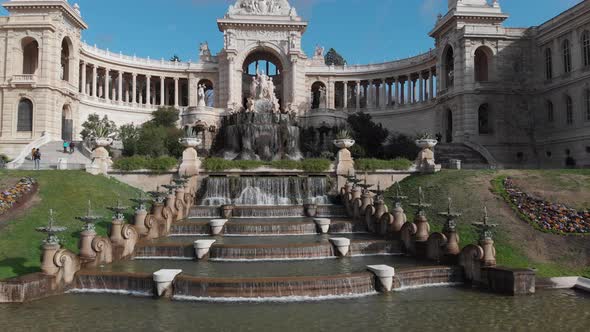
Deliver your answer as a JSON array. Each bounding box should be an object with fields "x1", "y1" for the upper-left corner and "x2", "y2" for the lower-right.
[
  {"x1": 354, "y1": 158, "x2": 413, "y2": 171},
  {"x1": 203, "y1": 158, "x2": 332, "y2": 172},
  {"x1": 113, "y1": 156, "x2": 178, "y2": 171}
]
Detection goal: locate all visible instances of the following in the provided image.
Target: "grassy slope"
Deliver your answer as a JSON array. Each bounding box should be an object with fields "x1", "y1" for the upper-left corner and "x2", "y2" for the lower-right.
[
  {"x1": 0, "y1": 170, "x2": 141, "y2": 279},
  {"x1": 388, "y1": 170, "x2": 590, "y2": 278}
]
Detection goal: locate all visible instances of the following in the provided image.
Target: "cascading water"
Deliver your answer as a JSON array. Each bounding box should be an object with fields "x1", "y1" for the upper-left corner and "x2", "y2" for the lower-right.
[{"x1": 199, "y1": 176, "x2": 331, "y2": 206}]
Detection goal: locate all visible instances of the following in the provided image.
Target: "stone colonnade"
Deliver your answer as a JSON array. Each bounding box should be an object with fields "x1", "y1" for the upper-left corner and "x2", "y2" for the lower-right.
[
  {"x1": 317, "y1": 67, "x2": 438, "y2": 110},
  {"x1": 78, "y1": 61, "x2": 190, "y2": 108}
]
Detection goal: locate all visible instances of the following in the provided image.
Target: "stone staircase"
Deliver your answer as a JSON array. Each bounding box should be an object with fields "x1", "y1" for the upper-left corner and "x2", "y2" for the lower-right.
[
  {"x1": 20, "y1": 141, "x2": 91, "y2": 170},
  {"x1": 435, "y1": 143, "x2": 490, "y2": 169}
]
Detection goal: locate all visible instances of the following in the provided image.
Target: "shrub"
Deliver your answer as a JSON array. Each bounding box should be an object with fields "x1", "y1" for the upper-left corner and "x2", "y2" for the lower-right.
[
  {"x1": 202, "y1": 158, "x2": 332, "y2": 172},
  {"x1": 355, "y1": 158, "x2": 413, "y2": 171},
  {"x1": 347, "y1": 112, "x2": 389, "y2": 158},
  {"x1": 384, "y1": 133, "x2": 420, "y2": 160},
  {"x1": 113, "y1": 156, "x2": 177, "y2": 171},
  {"x1": 301, "y1": 159, "x2": 332, "y2": 172},
  {"x1": 0, "y1": 154, "x2": 11, "y2": 163}
]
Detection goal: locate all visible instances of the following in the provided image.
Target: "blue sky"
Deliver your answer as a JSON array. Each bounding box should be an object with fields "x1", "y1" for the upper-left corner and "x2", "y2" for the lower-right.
[{"x1": 1, "y1": 0, "x2": 583, "y2": 64}]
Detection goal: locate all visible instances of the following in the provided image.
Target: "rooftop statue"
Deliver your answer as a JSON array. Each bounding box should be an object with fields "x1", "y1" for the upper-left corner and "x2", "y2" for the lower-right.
[{"x1": 228, "y1": 0, "x2": 293, "y2": 16}]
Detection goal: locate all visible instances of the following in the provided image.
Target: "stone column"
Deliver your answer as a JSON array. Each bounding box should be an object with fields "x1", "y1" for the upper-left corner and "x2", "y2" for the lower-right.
[
  {"x1": 419, "y1": 74, "x2": 424, "y2": 103},
  {"x1": 174, "y1": 78, "x2": 179, "y2": 108},
  {"x1": 118, "y1": 71, "x2": 123, "y2": 103},
  {"x1": 146, "y1": 75, "x2": 151, "y2": 106},
  {"x1": 367, "y1": 80, "x2": 373, "y2": 108},
  {"x1": 400, "y1": 78, "x2": 405, "y2": 105},
  {"x1": 160, "y1": 76, "x2": 165, "y2": 106},
  {"x1": 381, "y1": 78, "x2": 387, "y2": 107},
  {"x1": 132, "y1": 73, "x2": 137, "y2": 104},
  {"x1": 92, "y1": 65, "x2": 97, "y2": 98},
  {"x1": 104, "y1": 68, "x2": 110, "y2": 101},
  {"x1": 429, "y1": 70, "x2": 435, "y2": 100},
  {"x1": 394, "y1": 78, "x2": 399, "y2": 106},
  {"x1": 343, "y1": 81, "x2": 348, "y2": 109},
  {"x1": 407, "y1": 76, "x2": 413, "y2": 104},
  {"x1": 388, "y1": 81, "x2": 393, "y2": 106},
  {"x1": 80, "y1": 61, "x2": 86, "y2": 94},
  {"x1": 355, "y1": 81, "x2": 361, "y2": 110},
  {"x1": 328, "y1": 79, "x2": 335, "y2": 109}
]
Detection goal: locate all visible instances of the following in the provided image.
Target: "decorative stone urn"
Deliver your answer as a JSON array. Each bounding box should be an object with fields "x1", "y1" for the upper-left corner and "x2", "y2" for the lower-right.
[
  {"x1": 330, "y1": 237, "x2": 351, "y2": 257},
  {"x1": 313, "y1": 218, "x2": 331, "y2": 234},
  {"x1": 178, "y1": 137, "x2": 202, "y2": 176},
  {"x1": 87, "y1": 138, "x2": 113, "y2": 176},
  {"x1": 415, "y1": 139, "x2": 441, "y2": 174},
  {"x1": 194, "y1": 240, "x2": 216, "y2": 260},
  {"x1": 334, "y1": 139, "x2": 356, "y2": 189},
  {"x1": 209, "y1": 219, "x2": 228, "y2": 236},
  {"x1": 367, "y1": 265, "x2": 396, "y2": 292}
]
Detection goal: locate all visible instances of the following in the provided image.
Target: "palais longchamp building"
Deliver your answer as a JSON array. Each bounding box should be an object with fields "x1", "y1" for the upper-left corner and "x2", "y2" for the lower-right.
[{"x1": 0, "y1": 0, "x2": 589, "y2": 168}]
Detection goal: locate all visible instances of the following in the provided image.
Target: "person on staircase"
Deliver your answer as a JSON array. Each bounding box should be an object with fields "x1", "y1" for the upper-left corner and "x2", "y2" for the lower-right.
[
  {"x1": 63, "y1": 141, "x2": 69, "y2": 153},
  {"x1": 33, "y1": 149, "x2": 41, "y2": 170},
  {"x1": 69, "y1": 141, "x2": 76, "y2": 154}
]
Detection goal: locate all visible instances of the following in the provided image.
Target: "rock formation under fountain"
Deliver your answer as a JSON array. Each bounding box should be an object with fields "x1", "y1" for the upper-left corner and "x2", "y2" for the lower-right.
[{"x1": 218, "y1": 71, "x2": 303, "y2": 161}]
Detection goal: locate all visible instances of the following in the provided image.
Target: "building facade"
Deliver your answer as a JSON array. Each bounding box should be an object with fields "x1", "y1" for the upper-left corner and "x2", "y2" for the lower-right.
[{"x1": 0, "y1": 0, "x2": 589, "y2": 167}]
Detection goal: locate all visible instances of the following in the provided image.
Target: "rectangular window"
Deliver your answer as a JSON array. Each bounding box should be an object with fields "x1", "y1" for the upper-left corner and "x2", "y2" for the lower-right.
[
  {"x1": 563, "y1": 40, "x2": 572, "y2": 74},
  {"x1": 583, "y1": 32, "x2": 590, "y2": 67},
  {"x1": 545, "y1": 48, "x2": 552, "y2": 80},
  {"x1": 566, "y1": 97, "x2": 573, "y2": 125},
  {"x1": 586, "y1": 90, "x2": 590, "y2": 121}
]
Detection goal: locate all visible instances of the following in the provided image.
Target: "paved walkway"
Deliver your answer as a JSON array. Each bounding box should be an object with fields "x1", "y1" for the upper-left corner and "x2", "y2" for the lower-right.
[{"x1": 20, "y1": 141, "x2": 91, "y2": 170}]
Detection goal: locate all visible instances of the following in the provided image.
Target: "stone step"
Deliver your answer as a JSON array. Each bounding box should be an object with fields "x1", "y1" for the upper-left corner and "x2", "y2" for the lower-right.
[{"x1": 20, "y1": 141, "x2": 91, "y2": 169}]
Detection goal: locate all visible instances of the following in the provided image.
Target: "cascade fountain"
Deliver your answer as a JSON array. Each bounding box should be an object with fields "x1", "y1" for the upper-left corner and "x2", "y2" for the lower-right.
[{"x1": 218, "y1": 71, "x2": 302, "y2": 161}]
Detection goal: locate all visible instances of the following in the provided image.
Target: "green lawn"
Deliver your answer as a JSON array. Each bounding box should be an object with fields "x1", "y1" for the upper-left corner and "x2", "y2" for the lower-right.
[
  {"x1": 0, "y1": 170, "x2": 142, "y2": 279},
  {"x1": 389, "y1": 170, "x2": 590, "y2": 278}
]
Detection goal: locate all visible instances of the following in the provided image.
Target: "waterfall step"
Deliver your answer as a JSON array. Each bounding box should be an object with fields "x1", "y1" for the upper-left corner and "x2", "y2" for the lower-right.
[{"x1": 171, "y1": 218, "x2": 367, "y2": 236}]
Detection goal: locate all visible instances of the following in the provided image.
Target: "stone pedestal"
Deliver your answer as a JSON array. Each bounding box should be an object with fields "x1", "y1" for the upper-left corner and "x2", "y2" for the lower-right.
[
  {"x1": 334, "y1": 139, "x2": 355, "y2": 189},
  {"x1": 221, "y1": 205, "x2": 235, "y2": 219},
  {"x1": 391, "y1": 205, "x2": 407, "y2": 233},
  {"x1": 414, "y1": 214, "x2": 431, "y2": 242},
  {"x1": 481, "y1": 238, "x2": 497, "y2": 267},
  {"x1": 444, "y1": 229, "x2": 461, "y2": 256},
  {"x1": 40, "y1": 243, "x2": 60, "y2": 275},
  {"x1": 134, "y1": 208, "x2": 149, "y2": 236},
  {"x1": 415, "y1": 139, "x2": 441, "y2": 174},
  {"x1": 79, "y1": 229, "x2": 97, "y2": 259},
  {"x1": 87, "y1": 138, "x2": 113, "y2": 176},
  {"x1": 109, "y1": 219, "x2": 125, "y2": 246},
  {"x1": 178, "y1": 138, "x2": 202, "y2": 176}
]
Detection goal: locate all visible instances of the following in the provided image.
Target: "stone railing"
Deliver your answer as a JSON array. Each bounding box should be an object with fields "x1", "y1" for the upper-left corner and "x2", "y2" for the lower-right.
[
  {"x1": 306, "y1": 50, "x2": 437, "y2": 74},
  {"x1": 81, "y1": 42, "x2": 218, "y2": 70},
  {"x1": 10, "y1": 74, "x2": 37, "y2": 86}
]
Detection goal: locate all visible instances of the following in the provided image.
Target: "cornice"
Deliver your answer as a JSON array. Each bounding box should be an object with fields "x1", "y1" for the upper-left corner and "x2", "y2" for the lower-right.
[{"x1": 3, "y1": 1, "x2": 88, "y2": 30}]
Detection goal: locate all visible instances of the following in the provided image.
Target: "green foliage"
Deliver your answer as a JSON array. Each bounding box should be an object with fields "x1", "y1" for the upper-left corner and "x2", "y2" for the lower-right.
[
  {"x1": 149, "y1": 107, "x2": 180, "y2": 127},
  {"x1": 0, "y1": 171, "x2": 142, "y2": 279},
  {"x1": 324, "y1": 48, "x2": 347, "y2": 66},
  {"x1": 203, "y1": 158, "x2": 332, "y2": 172},
  {"x1": 120, "y1": 108, "x2": 184, "y2": 158},
  {"x1": 80, "y1": 114, "x2": 118, "y2": 140},
  {"x1": 0, "y1": 154, "x2": 11, "y2": 163},
  {"x1": 112, "y1": 156, "x2": 178, "y2": 171},
  {"x1": 347, "y1": 112, "x2": 389, "y2": 158},
  {"x1": 384, "y1": 133, "x2": 421, "y2": 160},
  {"x1": 355, "y1": 158, "x2": 413, "y2": 171},
  {"x1": 335, "y1": 129, "x2": 352, "y2": 140}
]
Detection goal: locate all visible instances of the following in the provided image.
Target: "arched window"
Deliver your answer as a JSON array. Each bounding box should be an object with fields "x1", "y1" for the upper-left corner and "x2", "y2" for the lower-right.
[
  {"x1": 565, "y1": 95, "x2": 573, "y2": 125},
  {"x1": 545, "y1": 48, "x2": 553, "y2": 80},
  {"x1": 582, "y1": 31, "x2": 590, "y2": 68},
  {"x1": 444, "y1": 46, "x2": 454, "y2": 89},
  {"x1": 22, "y1": 38, "x2": 39, "y2": 75},
  {"x1": 474, "y1": 48, "x2": 489, "y2": 82},
  {"x1": 17, "y1": 98, "x2": 33, "y2": 132},
  {"x1": 563, "y1": 39, "x2": 572, "y2": 73},
  {"x1": 478, "y1": 103, "x2": 492, "y2": 134},
  {"x1": 61, "y1": 38, "x2": 72, "y2": 81},
  {"x1": 585, "y1": 89, "x2": 590, "y2": 121},
  {"x1": 547, "y1": 100, "x2": 554, "y2": 123}
]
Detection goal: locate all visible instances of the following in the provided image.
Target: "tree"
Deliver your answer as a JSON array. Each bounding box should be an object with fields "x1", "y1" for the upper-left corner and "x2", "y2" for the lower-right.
[
  {"x1": 119, "y1": 124, "x2": 140, "y2": 156},
  {"x1": 347, "y1": 112, "x2": 389, "y2": 158},
  {"x1": 80, "y1": 114, "x2": 118, "y2": 140},
  {"x1": 384, "y1": 133, "x2": 420, "y2": 160},
  {"x1": 325, "y1": 48, "x2": 347, "y2": 66},
  {"x1": 150, "y1": 106, "x2": 180, "y2": 127},
  {"x1": 170, "y1": 54, "x2": 181, "y2": 62}
]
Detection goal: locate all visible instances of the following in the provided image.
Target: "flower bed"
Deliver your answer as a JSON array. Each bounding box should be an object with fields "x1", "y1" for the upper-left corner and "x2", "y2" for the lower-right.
[
  {"x1": 502, "y1": 177, "x2": 590, "y2": 234},
  {"x1": 0, "y1": 177, "x2": 38, "y2": 216}
]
